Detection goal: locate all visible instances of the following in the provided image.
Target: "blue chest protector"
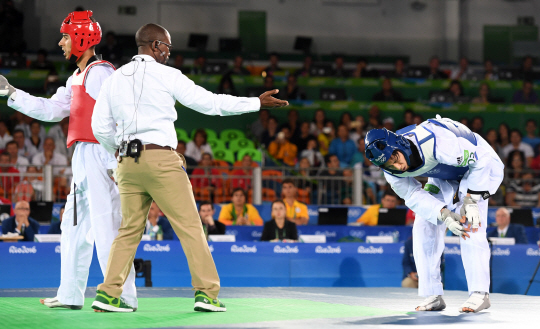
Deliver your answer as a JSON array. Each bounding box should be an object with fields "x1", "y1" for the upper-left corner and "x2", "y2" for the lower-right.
[{"x1": 389, "y1": 119, "x2": 477, "y2": 181}]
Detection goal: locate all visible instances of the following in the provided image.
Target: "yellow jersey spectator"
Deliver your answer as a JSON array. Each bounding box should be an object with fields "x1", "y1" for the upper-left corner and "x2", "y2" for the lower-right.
[
  {"x1": 356, "y1": 191, "x2": 399, "y2": 226},
  {"x1": 218, "y1": 188, "x2": 263, "y2": 226},
  {"x1": 282, "y1": 178, "x2": 309, "y2": 225}
]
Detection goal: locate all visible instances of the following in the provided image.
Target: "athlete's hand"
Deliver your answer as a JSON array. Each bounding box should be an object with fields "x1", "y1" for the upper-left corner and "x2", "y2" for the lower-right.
[
  {"x1": 0, "y1": 75, "x2": 15, "y2": 98},
  {"x1": 259, "y1": 89, "x2": 289, "y2": 108},
  {"x1": 439, "y1": 208, "x2": 470, "y2": 240},
  {"x1": 460, "y1": 195, "x2": 481, "y2": 233}
]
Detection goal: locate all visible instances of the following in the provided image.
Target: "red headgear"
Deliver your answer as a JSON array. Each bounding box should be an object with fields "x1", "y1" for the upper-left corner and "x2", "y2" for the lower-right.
[{"x1": 60, "y1": 10, "x2": 101, "y2": 61}]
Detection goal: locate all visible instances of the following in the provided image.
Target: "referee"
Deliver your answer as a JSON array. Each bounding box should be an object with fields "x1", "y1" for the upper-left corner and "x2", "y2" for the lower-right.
[{"x1": 91, "y1": 23, "x2": 288, "y2": 313}]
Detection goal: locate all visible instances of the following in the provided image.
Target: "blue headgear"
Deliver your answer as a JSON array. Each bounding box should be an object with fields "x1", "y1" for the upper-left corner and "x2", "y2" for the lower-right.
[{"x1": 364, "y1": 128, "x2": 413, "y2": 173}]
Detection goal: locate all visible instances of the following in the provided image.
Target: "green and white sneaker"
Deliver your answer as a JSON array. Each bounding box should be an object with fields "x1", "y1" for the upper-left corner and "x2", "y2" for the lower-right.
[
  {"x1": 194, "y1": 291, "x2": 226, "y2": 312},
  {"x1": 91, "y1": 290, "x2": 135, "y2": 313}
]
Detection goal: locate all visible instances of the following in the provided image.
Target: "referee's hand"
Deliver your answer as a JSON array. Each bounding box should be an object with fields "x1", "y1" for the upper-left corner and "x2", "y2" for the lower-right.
[{"x1": 259, "y1": 89, "x2": 289, "y2": 109}]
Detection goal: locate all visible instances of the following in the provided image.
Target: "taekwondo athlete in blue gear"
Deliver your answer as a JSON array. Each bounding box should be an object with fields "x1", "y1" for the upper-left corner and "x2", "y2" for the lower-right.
[{"x1": 365, "y1": 115, "x2": 504, "y2": 313}]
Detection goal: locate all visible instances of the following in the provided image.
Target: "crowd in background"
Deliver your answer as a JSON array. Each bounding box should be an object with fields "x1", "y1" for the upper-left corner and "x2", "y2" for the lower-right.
[{"x1": 0, "y1": 113, "x2": 71, "y2": 202}]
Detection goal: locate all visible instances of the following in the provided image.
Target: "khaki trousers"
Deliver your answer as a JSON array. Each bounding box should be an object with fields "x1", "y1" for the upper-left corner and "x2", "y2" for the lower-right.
[
  {"x1": 98, "y1": 149, "x2": 220, "y2": 299},
  {"x1": 401, "y1": 277, "x2": 419, "y2": 289}
]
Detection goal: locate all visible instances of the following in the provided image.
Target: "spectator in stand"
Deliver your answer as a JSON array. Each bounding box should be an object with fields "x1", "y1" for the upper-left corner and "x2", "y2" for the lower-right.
[
  {"x1": 12, "y1": 129, "x2": 35, "y2": 160},
  {"x1": 280, "y1": 75, "x2": 306, "y2": 101},
  {"x1": 472, "y1": 83, "x2": 492, "y2": 105},
  {"x1": 191, "y1": 54, "x2": 207, "y2": 75},
  {"x1": 350, "y1": 138, "x2": 365, "y2": 167},
  {"x1": 390, "y1": 58, "x2": 406, "y2": 78},
  {"x1": 506, "y1": 172, "x2": 540, "y2": 208},
  {"x1": 483, "y1": 59, "x2": 498, "y2": 81},
  {"x1": 185, "y1": 129, "x2": 212, "y2": 163},
  {"x1": 31, "y1": 137, "x2": 68, "y2": 176},
  {"x1": 46, "y1": 117, "x2": 71, "y2": 161},
  {"x1": 413, "y1": 114, "x2": 423, "y2": 126},
  {"x1": 230, "y1": 154, "x2": 254, "y2": 190},
  {"x1": 397, "y1": 109, "x2": 415, "y2": 130},
  {"x1": 310, "y1": 109, "x2": 328, "y2": 137},
  {"x1": 485, "y1": 128, "x2": 502, "y2": 157},
  {"x1": 27, "y1": 120, "x2": 44, "y2": 156},
  {"x1": 1, "y1": 201, "x2": 39, "y2": 242},
  {"x1": 446, "y1": 79, "x2": 467, "y2": 101},
  {"x1": 349, "y1": 115, "x2": 366, "y2": 145},
  {"x1": 383, "y1": 117, "x2": 395, "y2": 131},
  {"x1": 26, "y1": 166, "x2": 44, "y2": 201},
  {"x1": 295, "y1": 55, "x2": 312, "y2": 77},
  {"x1": 5, "y1": 141, "x2": 28, "y2": 172},
  {"x1": 318, "y1": 154, "x2": 344, "y2": 204},
  {"x1": 218, "y1": 188, "x2": 263, "y2": 226},
  {"x1": 99, "y1": 31, "x2": 122, "y2": 65},
  {"x1": 507, "y1": 150, "x2": 526, "y2": 180},
  {"x1": 401, "y1": 237, "x2": 419, "y2": 288},
  {"x1": 372, "y1": 78, "x2": 404, "y2": 102},
  {"x1": 329, "y1": 124, "x2": 356, "y2": 167},
  {"x1": 293, "y1": 121, "x2": 315, "y2": 154},
  {"x1": 487, "y1": 207, "x2": 528, "y2": 244},
  {"x1": 263, "y1": 76, "x2": 275, "y2": 91},
  {"x1": 261, "y1": 200, "x2": 298, "y2": 242},
  {"x1": 0, "y1": 152, "x2": 20, "y2": 194},
  {"x1": 281, "y1": 179, "x2": 309, "y2": 225},
  {"x1": 519, "y1": 56, "x2": 535, "y2": 81},
  {"x1": 300, "y1": 139, "x2": 324, "y2": 170},
  {"x1": 296, "y1": 157, "x2": 316, "y2": 193},
  {"x1": 427, "y1": 56, "x2": 448, "y2": 79},
  {"x1": 0, "y1": 120, "x2": 12, "y2": 150},
  {"x1": 318, "y1": 121, "x2": 335, "y2": 156},
  {"x1": 531, "y1": 144, "x2": 540, "y2": 170},
  {"x1": 450, "y1": 56, "x2": 473, "y2": 80},
  {"x1": 48, "y1": 205, "x2": 64, "y2": 234},
  {"x1": 513, "y1": 80, "x2": 538, "y2": 104},
  {"x1": 172, "y1": 54, "x2": 190, "y2": 74},
  {"x1": 459, "y1": 117, "x2": 469, "y2": 128},
  {"x1": 250, "y1": 108, "x2": 270, "y2": 142},
  {"x1": 191, "y1": 152, "x2": 222, "y2": 196},
  {"x1": 30, "y1": 49, "x2": 56, "y2": 74},
  {"x1": 498, "y1": 123, "x2": 511, "y2": 150},
  {"x1": 469, "y1": 116, "x2": 483, "y2": 136},
  {"x1": 339, "y1": 112, "x2": 353, "y2": 132},
  {"x1": 366, "y1": 105, "x2": 382, "y2": 130},
  {"x1": 227, "y1": 55, "x2": 250, "y2": 76},
  {"x1": 143, "y1": 201, "x2": 174, "y2": 240},
  {"x1": 333, "y1": 55, "x2": 348, "y2": 78},
  {"x1": 217, "y1": 74, "x2": 238, "y2": 96},
  {"x1": 280, "y1": 109, "x2": 301, "y2": 142},
  {"x1": 356, "y1": 190, "x2": 399, "y2": 225},
  {"x1": 522, "y1": 119, "x2": 540, "y2": 151},
  {"x1": 268, "y1": 127, "x2": 298, "y2": 167},
  {"x1": 264, "y1": 52, "x2": 282, "y2": 76},
  {"x1": 352, "y1": 58, "x2": 375, "y2": 78},
  {"x1": 199, "y1": 201, "x2": 226, "y2": 237},
  {"x1": 261, "y1": 116, "x2": 279, "y2": 148},
  {"x1": 502, "y1": 129, "x2": 534, "y2": 166},
  {"x1": 176, "y1": 140, "x2": 197, "y2": 174}
]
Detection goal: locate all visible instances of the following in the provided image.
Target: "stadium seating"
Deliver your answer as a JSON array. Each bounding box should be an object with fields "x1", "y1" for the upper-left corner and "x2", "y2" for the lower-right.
[
  {"x1": 229, "y1": 138, "x2": 256, "y2": 153},
  {"x1": 220, "y1": 129, "x2": 246, "y2": 142},
  {"x1": 213, "y1": 149, "x2": 236, "y2": 164},
  {"x1": 207, "y1": 138, "x2": 226, "y2": 151}
]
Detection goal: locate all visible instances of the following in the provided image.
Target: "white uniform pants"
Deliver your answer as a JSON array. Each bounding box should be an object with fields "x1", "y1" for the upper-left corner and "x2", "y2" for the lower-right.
[
  {"x1": 413, "y1": 178, "x2": 490, "y2": 297},
  {"x1": 57, "y1": 142, "x2": 137, "y2": 307}
]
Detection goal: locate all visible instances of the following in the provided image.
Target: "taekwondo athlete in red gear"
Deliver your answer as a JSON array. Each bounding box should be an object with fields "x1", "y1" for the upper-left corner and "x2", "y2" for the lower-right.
[{"x1": 0, "y1": 10, "x2": 137, "y2": 310}]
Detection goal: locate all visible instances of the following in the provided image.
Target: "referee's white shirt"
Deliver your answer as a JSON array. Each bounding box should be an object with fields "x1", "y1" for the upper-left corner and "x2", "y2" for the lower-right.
[{"x1": 92, "y1": 55, "x2": 261, "y2": 155}]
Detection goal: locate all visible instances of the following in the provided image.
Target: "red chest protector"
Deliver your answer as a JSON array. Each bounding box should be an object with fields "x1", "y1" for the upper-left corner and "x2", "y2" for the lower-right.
[{"x1": 67, "y1": 60, "x2": 115, "y2": 148}]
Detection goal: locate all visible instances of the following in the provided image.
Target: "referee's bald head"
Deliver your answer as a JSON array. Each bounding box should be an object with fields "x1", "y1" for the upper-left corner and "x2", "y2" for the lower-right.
[{"x1": 136, "y1": 23, "x2": 169, "y2": 47}]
